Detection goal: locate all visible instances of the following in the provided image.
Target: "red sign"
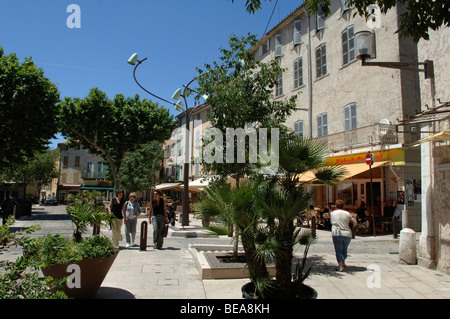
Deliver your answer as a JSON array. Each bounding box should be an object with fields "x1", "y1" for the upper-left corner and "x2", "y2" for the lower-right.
[{"x1": 365, "y1": 153, "x2": 374, "y2": 166}]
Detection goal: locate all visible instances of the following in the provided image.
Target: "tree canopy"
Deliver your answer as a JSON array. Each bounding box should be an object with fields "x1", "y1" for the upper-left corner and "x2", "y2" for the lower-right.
[
  {"x1": 230, "y1": 0, "x2": 449, "y2": 42},
  {"x1": 196, "y1": 33, "x2": 297, "y2": 183},
  {"x1": 59, "y1": 88, "x2": 176, "y2": 188},
  {"x1": 0, "y1": 47, "x2": 60, "y2": 169}
]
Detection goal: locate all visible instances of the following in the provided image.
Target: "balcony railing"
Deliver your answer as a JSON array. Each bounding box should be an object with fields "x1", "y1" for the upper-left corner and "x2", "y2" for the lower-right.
[
  {"x1": 83, "y1": 172, "x2": 107, "y2": 179},
  {"x1": 314, "y1": 123, "x2": 398, "y2": 152}
]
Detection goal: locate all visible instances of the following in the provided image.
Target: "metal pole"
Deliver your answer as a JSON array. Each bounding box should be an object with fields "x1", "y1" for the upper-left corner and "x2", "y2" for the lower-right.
[
  {"x1": 140, "y1": 221, "x2": 148, "y2": 251},
  {"x1": 370, "y1": 161, "x2": 376, "y2": 237}
]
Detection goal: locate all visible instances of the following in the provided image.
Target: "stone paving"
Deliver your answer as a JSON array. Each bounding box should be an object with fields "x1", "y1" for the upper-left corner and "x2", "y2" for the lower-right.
[{"x1": 2, "y1": 205, "x2": 450, "y2": 300}]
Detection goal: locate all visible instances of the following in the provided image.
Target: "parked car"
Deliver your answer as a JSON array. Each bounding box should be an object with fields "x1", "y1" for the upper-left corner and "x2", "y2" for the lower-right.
[{"x1": 42, "y1": 196, "x2": 58, "y2": 206}]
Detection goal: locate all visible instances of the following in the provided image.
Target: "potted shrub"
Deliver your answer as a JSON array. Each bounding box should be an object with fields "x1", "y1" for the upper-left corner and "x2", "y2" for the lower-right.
[
  {"x1": 196, "y1": 136, "x2": 344, "y2": 299},
  {"x1": 65, "y1": 191, "x2": 110, "y2": 241},
  {"x1": 26, "y1": 233, "x2": 118, "y2": 298},
  {"x1": 1, "y1": 216, "x2": 68, "y2": 299}
]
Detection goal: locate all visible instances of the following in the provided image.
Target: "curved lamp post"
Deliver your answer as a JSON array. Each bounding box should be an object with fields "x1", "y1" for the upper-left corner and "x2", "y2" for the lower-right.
[{"x1": 128, "y1": 53, "x2": 208, "y2": 227}]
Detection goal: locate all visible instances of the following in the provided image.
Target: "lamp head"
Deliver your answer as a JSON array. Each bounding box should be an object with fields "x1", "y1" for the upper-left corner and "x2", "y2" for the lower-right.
[
  {"x1": 202, "y1": 94, "x2": 209, "y2": 102},
  {"x1": 354, "y1": 31, "x2": 376, "y2": 61},
  {"x1": 175, "y1": 100, "x2": 183, "y2": 112},
  {"x1": 128, "y1": 53, "x2": 139, "y2": 65},
  {"x1": 172, "y1": 88, "x2": 182, "y2": 100}
]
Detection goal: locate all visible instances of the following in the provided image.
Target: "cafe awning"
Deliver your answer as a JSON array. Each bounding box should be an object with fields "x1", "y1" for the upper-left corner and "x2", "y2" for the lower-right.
[
  {"x1": 154, "y1": 183, "x2": 181, "y2": 191},
  {"x1": 412, "y1": 130, "x2": 450, "y2": 147},
  {"x1": 80, "y1": 186, "x2": 114, "y2": 191},
  {"x1": 298, "y1": 161, "x2": 389, "y2": 184}
]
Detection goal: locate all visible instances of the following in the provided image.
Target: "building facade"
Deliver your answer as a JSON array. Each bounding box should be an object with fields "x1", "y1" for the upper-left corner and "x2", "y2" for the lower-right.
[
  {"x1": 252, "y1": 1, "x2": 422, "y2": 229},
  {"x1": 416, "y1": 27, "x2": 450, "y2": 272},
  {"x1": 57, "y1": 142, "x2": 113, "y2": 203}
]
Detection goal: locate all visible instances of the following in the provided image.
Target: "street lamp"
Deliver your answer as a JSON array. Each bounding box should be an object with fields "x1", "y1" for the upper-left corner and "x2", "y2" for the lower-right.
[
  {"x1": 127, "y1": 52, "x2": 208, "y2": 227},
  {"x1": 170, "y1": 81, "x2": 209, "y2": 227},
  {"x1": 354, "y1": 31, "x2": 434, "y2": 81},
  {"x1": 354, "y1": 30, "x2": 436, "y2": 237}
]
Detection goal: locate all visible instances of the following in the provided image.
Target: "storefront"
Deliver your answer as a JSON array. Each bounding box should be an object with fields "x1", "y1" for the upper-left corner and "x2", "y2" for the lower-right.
[{"x1": 307, "y1": 148, "x2": 421, "y2": 228}]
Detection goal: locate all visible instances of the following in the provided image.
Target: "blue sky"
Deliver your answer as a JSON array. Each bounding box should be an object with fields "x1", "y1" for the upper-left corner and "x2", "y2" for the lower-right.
[{"x1": 0, "y1": 0, "x2": 303, "y2": 148}]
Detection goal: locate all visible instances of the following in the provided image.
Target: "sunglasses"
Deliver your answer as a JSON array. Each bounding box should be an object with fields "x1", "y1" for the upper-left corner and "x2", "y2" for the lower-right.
[{"x1": 129, "y1": 196, "x2": 136, "y2": 198}]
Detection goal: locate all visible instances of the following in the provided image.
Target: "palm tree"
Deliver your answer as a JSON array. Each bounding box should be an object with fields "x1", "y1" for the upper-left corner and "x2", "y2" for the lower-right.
[
  {"x1": 196, "y1": 135, "x2": 345, "y2": 298},
  {"x1": 254, "y1": 135, "x2": 345, "y2": 298},
  {"x1": 195, "y1": 179, "x2": 272, "y2": 292}
]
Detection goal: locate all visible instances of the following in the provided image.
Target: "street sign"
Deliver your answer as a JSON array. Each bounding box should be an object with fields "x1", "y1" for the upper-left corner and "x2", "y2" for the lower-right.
[{"x1": 365, "y1": 152, "x2": 375, "y2": 166}]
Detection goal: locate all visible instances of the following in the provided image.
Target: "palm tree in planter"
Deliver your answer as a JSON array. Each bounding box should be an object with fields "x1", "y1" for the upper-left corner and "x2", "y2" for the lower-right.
[
  {"x1": 196, "y1": 135, "x2": 344, "y2": 298},
  {"x1": 195, "y1": 179, "x2": 273, "y2": 289},
  {"x1": 65, "y1": 191, "x2": 110, "y2": 242},
  {"x1": 250, "y1": 135, "x2": 345, "y2": 298}
]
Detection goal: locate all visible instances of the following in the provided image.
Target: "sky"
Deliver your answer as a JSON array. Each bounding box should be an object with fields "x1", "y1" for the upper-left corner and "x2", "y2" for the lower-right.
[{"x1": 0, "y1": 0, "x2": 304, "y2": 149}]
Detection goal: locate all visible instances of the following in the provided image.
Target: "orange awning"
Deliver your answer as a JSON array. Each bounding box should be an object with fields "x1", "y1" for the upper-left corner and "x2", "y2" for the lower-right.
[{"x1": 298, "y1": 161, "x2": 389, "y2": 184}]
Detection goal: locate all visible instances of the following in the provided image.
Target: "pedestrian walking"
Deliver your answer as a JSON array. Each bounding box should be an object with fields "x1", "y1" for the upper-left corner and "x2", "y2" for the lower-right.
[
  {"x1": 331, "y1": 199, "x2": 357, "y2": 272},
  {"x1": 123, "y1": 192, "x2": 141, "y2": 247},
  {"x1": 149, "y1": 190, "x2": 168, "y2": 249},
  {"x1": 108, "y1": 189, "x2": 125, "y2": 248}
]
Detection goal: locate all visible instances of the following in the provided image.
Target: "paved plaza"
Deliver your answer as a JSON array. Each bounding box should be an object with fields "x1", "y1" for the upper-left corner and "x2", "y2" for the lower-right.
[{"x1": 2, "y1": 205, "x2": 450, "y2": 300}]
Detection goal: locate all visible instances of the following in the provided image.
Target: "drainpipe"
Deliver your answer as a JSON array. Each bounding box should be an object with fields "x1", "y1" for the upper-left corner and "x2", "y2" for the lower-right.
[{"x1": 304, "y1": 8, "x2": 313, "y2": 137}]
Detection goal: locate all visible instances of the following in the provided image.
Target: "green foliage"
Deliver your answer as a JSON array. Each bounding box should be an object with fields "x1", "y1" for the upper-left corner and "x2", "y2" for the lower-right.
[
  {"x1": 65, "y1": 197, "x2": 110, "y2": 242},
  {"x1": 25, "y1": 234, "x2": 116, "y2": 267},
  {"x1": 77, "y1": 235, "x2": 116, "y2": 259},
  {"x1": 120, "y1": 141, "x2": 163, "y2": 192},
  {"x1": 0, "y1": 149, "x2": 59, "y2": 198},
  {"x1": 195, "y1": 136, "x2": 344, "y2": 298},
  {"x1": 233, "y1": 0, "x2": 449, "y2": 43},
  {"x1": 196, "y1": 33, "x2": 297, "y2": 180},
  {"x1": 0, "y1": 217, "x2": 68, "y2": 299},
  {"x1": 59, "y1": 88, "x2": 176, "y2": 188},
  {"x1": 0, "y1": 48, "x2": 60, "y2": 169}
]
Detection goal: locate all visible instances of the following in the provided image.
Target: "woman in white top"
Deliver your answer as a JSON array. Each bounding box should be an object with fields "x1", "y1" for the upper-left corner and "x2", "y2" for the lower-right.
[
  {"x1": 331, "y1": 199, "x2": 357, "y2": 272},
  {"x1": 122, "y1": 192, "x2": 141, "y2": 247}
]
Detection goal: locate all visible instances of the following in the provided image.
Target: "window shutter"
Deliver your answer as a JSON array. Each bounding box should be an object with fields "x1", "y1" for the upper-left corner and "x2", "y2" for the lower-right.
[
  {"x1": 275, "y1": 34, "x2": 282, "y2": 57},
  {"x1": 258, "y1": 45, "x2": 263, "y2": 56},
  {"x1": 316, "y1": 8, "x2": 325, "y2": 30},
  {"x1": 323, "y1": 113, "x2": 328, "y2": 135},
  {"x1": 294, "y1": 59, "x2": 299, "y2": 88},
  {"x1": 293, "y1": 20, "x2": 302, "y2": 45}
]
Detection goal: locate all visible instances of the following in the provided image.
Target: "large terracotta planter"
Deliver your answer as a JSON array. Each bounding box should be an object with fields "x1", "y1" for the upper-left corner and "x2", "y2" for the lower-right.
[
  {"x1": 42, "y1": 252, "x2": 118, "y2": 298},
  {"x1": 242, "y1": 281, "x2": 317, "y2": 299}
]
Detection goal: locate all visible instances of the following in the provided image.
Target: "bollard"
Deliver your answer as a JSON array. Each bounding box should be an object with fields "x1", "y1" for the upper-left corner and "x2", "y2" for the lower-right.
[
  {"x1": 392, "y1": 216, "x2": 398, "y2": 239},
  {"x1": 311, "y1": 216, "x2": 316, "y2": 238},
  {"x1": 140, "y1": 221, "x2": 148, "y2": 251}
]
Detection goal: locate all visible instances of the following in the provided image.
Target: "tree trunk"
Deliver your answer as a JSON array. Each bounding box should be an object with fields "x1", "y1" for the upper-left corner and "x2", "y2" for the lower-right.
[{"x1": 275, "y1": 221, "x2": 295, "y2": 298}]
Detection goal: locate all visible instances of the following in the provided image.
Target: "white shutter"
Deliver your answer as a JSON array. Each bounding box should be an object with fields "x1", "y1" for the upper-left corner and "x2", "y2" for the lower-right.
[
  {"x1": 293, "y1": 20, "x2": 302, "y2": 45},
  {"x1": 316, "y1": 8, "x2": 325, "y2": 30},
  {"x1": 294, "y1": 59, "x2": 299, "y2": 88},
  {"x1": 275, "y1": 34, "x2": 282, "y2": 57}
]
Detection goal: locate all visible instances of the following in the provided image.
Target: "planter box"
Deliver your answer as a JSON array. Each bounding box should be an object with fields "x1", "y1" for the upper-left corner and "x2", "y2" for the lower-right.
[
  {"x1": 189, "y1": 244, "x2": 275, "y2": 279},
  {"x1": 42, "y1": 252, "x2": 118, "y2": 298}
]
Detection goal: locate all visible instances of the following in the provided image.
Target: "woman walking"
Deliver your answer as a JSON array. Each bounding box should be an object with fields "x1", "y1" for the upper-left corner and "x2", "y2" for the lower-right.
[
  {"x1": 108, "y1": 189, "x2": 125, "y2": 248},
  {"x1": 331, "y1": 199, "x2": 357, "y2": 271},
  {"x1": 149, "y1": 190, "x2": 168, "y2": 249},
  {"x1": 123, "y1": 192, "x2": 141, "y2": 247}
]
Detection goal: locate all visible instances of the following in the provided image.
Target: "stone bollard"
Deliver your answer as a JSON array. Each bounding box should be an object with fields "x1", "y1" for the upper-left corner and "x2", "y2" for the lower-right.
[
  {"x1": 399, "y1": 228, "x2": 417, "y2": 264},
  {"x1": 140, "y1": 221, "x2": 148, "y2": 251}
]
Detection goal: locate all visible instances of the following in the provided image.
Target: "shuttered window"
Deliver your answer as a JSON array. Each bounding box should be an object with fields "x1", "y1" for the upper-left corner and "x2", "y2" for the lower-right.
[
  {"x1": 317, "y1": 113, "x2": 328, "y2": 137},
  {"x1": 293, "y1": 20, "x2": 302, "y2": 45},
  {"x1": 344, "y1": 103, "x2": 357, "y2": 130},
  {"x1": 316, "y1": 7, "x2": 326, "y2": 30},
  {"x1": 342, "y1": 25, "x2": 355, "y2": 65},
  {"x1": 294, "y1": 120, "x2": 303, "y2": 136},
  {"x1": 275, "y1": 72, "x2": 283, "y2": 96},
  {"x1": 315, "y1": 44, "x2": 327, "y2": 78},
  {"x1": 275, "y1": 34, "x2": 282, "y2": 58},
  {"x1": 294, "y1": 57, "x2": 303, "y2": 88}
]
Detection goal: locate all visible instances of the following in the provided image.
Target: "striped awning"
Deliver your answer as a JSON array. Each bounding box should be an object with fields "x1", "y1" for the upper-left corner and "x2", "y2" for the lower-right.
[{"x1": 413, "y1": 130, "x2": 450, "y2": 147}]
